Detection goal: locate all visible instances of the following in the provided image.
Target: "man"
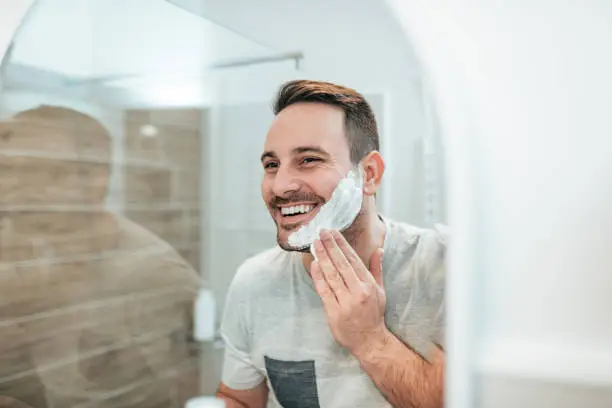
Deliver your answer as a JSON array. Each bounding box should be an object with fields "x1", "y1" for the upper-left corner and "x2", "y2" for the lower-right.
[
  {"x1": 217, "y1": 80, "x2": 446, "y2": 408},
  {"x1": 0, "y1": 106, "x2": 201, "y2": 407}
]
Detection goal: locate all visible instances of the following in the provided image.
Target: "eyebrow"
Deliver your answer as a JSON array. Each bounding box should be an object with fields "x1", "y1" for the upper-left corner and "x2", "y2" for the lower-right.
[{"x1": 260, "y1": 146, "x2": 330, "y2": 163}]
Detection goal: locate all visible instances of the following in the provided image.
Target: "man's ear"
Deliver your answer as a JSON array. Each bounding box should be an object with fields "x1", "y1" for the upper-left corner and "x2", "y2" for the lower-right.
[{"x1": 361, "y1": 151, "x2": 385, "y2": 196}]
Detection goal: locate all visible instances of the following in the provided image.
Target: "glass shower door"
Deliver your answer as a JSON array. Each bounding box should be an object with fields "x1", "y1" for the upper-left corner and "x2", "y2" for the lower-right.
[{"x1": 0, "y1": 0, "x2": 282, "y2": 406}]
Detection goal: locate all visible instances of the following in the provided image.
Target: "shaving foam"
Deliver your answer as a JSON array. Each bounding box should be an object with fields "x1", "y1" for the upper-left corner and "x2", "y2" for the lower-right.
[{"x1": 287, "y1": 166, "x2": 364, "y2": 253}]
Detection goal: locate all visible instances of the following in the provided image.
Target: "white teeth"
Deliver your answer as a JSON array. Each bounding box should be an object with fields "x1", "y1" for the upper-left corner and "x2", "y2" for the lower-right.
[{"x1": 281, "y1": 205, "x2": 314, "y2": 215}]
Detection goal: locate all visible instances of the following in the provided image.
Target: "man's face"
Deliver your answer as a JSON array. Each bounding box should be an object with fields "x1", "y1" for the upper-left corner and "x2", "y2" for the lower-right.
[{"x1": 261, "y1": 103, "x2": 354, "y2": 251}]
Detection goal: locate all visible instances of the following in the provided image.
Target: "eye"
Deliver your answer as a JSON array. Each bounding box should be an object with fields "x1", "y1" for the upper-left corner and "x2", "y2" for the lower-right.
[
  {"x1": 301, "y1": 157, "x2": 322, "y2": 165},
  {"x1": 263, "y1": 161, "x2": 279, "y2": 170}
]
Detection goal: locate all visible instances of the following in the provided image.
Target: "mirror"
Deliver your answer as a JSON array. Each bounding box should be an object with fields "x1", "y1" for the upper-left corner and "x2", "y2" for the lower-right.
[{"x1": 0, "y1": 0, "x2": 447, "y2": 407}]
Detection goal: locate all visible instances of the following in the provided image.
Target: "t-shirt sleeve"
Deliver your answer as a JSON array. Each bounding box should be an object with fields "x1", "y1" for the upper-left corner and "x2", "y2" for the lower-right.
[{"x1": 219, "y1": 265, "x2": 265, "y2": 390}]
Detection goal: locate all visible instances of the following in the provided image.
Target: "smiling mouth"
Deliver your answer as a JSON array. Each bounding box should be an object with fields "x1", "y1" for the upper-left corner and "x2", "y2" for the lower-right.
[{"x1": 277, "y1": 203, "x2": 320, "y2": 227}]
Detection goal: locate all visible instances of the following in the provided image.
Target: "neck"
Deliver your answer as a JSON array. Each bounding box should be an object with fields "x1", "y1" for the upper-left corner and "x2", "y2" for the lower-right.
[{"x1": 302, "y1": 207, "x2": 386, "y2": 276}]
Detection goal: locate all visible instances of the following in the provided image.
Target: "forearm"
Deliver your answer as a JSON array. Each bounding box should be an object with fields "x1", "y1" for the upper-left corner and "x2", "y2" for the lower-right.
[
  {"x1": 353, "y1": 330, "x2": 444, "y2": 408},
  {"x1": 215, "y1": 393, "x2": 248, "y2": 408},
  {"x1": 216, "y1": 381, "x2": 268, "y2": 408}
]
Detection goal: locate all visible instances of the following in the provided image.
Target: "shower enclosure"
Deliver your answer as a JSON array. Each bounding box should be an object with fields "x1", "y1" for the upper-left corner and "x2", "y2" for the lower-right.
[{"x1": 0, "y1": 0, "x2": 300, "y2": 406}]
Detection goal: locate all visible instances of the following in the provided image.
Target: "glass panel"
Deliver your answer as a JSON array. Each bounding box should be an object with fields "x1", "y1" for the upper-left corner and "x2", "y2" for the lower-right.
[{"x1": 0, "y1": 1, "x2": 279, "y2": 407}]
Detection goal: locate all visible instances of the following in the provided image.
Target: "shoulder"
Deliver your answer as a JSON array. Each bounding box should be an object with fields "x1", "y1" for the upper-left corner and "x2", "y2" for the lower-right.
[
  {"x1": 111, "y1": 214, "x2": 202, "y2": 288},
  {"x1": 113, "y1": 214, "x2": 175, "y2": 250},
  {"x1": 386, "y1": 218, "x2": 447, "y2": 261},
  {"x1": 383, "y1": 218, "x2": 448, "y2": 288}
]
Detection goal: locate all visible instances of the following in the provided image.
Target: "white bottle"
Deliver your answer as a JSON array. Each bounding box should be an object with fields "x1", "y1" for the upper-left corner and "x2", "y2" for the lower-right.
[
  {"x1": 193, "y1": 288, "x2": 216, "y2": 342},
  {"x1": 185, "y1": 396, "x2": 226, "y2": 408}
]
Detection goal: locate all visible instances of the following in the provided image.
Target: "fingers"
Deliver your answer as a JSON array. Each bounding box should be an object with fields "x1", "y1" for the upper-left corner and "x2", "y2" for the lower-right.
[
  {"x1": 329, "y1": 230, "x2": 371, "y2": 282},
  {"x1": 316, "y1": 230, "x2": 362, "y2": 292},
  {"x1": 312, "y1": 229, "x2": 385, "y2": 300},
  {"x1": 313, "y1": 238, "x2": 350, "y2": 299},
  {"x1": 311, "y1": 260, "x2": 338, "y2": 309}
]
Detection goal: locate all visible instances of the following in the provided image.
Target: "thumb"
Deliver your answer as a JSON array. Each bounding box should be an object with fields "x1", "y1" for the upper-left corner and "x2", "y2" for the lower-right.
[{"x1": 369, "y1": 248, "x2": 384, "y2": 286}]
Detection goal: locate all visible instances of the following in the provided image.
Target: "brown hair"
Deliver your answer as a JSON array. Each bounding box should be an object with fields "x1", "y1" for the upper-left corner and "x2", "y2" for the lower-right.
[{"x1": 273, "y1": 80, "x2": 380, "y2": 164}]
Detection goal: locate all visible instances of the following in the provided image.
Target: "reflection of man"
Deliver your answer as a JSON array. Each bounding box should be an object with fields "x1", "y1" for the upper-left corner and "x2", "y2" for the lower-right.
[
  {"x1": 217, "y1": 80, "x2": 446, "y2": 408},
  {"x1": 0, "y1": 106, "x2": 201, "y2": 408}
]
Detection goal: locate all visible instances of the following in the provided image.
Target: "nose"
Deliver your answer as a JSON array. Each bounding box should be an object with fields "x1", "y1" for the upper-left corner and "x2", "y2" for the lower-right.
[{"x1": 271, "y1": 164, "x2": 301, "y2": 198}]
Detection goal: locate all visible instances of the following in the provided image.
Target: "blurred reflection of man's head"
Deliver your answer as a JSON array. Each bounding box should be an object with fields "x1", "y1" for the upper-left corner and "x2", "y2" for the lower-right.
[
  {"x1": 0, "y1": 105, "x2": 115, "y2": 260},
  {"x1": 0, "y1": 105, "x2": 111, "y2": 207}
]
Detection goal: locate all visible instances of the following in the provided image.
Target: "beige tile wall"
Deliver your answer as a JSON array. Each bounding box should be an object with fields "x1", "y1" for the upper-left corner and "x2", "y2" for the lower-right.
[
  {"x1": 123, "y1": 108, "x2": 206, "y2": 272},
  {"x1": 0, "y1": 105, "x2": 206, "y2": 407}
]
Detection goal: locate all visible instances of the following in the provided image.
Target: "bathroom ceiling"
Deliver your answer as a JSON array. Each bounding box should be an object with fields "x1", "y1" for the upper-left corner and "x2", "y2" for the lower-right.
[
  {"x1": 168, "y1": 0, "x2": 422, "y2": 82},
  {"x1": 9, "y1": 0, "x2": 273, "y2": 80},
  {"x1": 3, "y1": 0, "x2": 421, "y2": 108}
]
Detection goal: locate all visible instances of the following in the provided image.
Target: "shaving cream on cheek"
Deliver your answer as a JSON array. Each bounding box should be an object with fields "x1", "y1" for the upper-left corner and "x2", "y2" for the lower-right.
[{"x1": 287, "y1": 166, "x2": 364, "y2": 254}]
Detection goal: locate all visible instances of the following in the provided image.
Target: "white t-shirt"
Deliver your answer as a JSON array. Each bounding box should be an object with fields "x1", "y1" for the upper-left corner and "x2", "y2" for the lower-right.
[{"x1": 220, "y1": 218, "x2": 447, "y2": 408}]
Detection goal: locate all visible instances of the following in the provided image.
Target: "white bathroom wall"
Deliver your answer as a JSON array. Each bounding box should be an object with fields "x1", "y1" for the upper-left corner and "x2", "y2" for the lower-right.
[
  {"x1": 178, "y1": 0, "x2": 445, "y2": 228},
  {"x1": 205, "y1": 100, "x2": 277, "y2": 317},
  {"x1": 389, "y1": 1, "x2": 612, "y2": 407}
]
